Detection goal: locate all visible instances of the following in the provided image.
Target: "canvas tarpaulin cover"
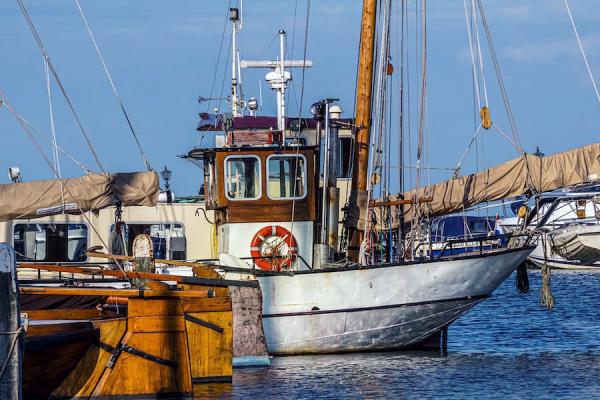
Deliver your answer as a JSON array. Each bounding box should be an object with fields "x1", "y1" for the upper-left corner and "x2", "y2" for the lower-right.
[{"x1": 0, "y1": 171, "x2": 159, "y2": 221}]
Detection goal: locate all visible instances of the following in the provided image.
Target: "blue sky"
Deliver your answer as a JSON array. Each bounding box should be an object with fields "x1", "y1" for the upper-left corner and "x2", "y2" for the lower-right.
[{"x1": 1, "y1": 1, "x2": 599, "y2": 195}]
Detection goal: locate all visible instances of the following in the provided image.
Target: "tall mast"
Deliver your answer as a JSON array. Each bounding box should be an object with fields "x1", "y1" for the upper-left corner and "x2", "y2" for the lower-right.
[{"x1": 346, "y1": 0, "x2": 378, "y2": 262}]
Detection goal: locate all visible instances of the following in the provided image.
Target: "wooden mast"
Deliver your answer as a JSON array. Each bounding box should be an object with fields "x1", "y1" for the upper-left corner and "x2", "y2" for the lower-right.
[{"x1": 346, "y1": 0, "x2": 378, "y2": 262}]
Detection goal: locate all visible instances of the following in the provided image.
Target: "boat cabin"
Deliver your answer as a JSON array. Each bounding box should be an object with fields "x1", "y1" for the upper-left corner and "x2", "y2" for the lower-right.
[{"x1": 188, "y1": 145, "x2": 320, "y2": 271}]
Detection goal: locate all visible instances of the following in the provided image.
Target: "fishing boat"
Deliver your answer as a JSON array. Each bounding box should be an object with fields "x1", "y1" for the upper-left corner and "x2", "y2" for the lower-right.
[{"x1": 173, "y1": 0, "x2": 553, "y2": 355}]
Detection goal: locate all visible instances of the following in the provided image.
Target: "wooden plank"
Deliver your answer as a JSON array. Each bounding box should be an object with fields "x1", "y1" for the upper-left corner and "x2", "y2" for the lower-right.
[
  {"x1": 20, "y1": 286, "x2": 210, "y2": 298},
  {"x1": 185, "y1": 311, "x2": 233, "y2": 381},
  {"x1": 25, "y1": 308, "x2": 102, "y2": 320},
  {"x1": 93, "y1": 328, "x2": 192, "y2": 396},
  {"x1": 128, "y1": 298, "x2": 182, "y2": 317},
  {"x1": 51, "y1": 319, "x2": 127, "y2": 398},
  {"x1": 129, "y1": 316, "x2": 185, "y2": 333},
  {"x1": 181, "y1": 297, "x2": 232, "y2": 313}
]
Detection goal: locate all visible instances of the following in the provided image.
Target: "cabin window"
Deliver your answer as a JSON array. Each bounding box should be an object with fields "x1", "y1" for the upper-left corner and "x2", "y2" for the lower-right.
[
  {"x1": 204, "y1": 155, "x2": 218, "y2": 206},
  {"x1": 109, "y1": 223, "x2": 186, "y2": 260},
  {"x1": 225, "y1": 155, "x2": 261, "y2": 200},
  {"x1": 13, "y1": 223, "x2": 88, "y2": 262},
  {"x1": 267, "y1": 155, "x2": 307, "y2": 200}
]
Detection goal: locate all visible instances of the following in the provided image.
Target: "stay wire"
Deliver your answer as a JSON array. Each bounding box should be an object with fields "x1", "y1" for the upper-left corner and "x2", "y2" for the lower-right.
[
  {"x1": 0, "y1": 92, "x2": 91, "y2": 173},
  {"x1": 0, "y1": 94, "x2": 133, "y2": 285},
  {"x1": 563, "y1": 0, "x2": 600, "y2": 107},
  {"x1": 475, "y1": 0, "x2": 523, "y2": 153},
  {"x1": 74, "y1": 0, "x2": 152, "y2": 171},
  {"x1": 16, "y1": 0, "x2": 106, "y2": 173},
  {"x1": 206, "y1": 0, "x2": 233, "y2": 113},
  {"x1": 290, "y1": 0, "x2": 311, "y2": 256}
]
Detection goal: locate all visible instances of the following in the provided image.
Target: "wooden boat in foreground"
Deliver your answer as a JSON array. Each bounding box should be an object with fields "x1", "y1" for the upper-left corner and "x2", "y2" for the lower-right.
[{"x1": 19, "y1": 263, "x2": 233, "y2": 399}]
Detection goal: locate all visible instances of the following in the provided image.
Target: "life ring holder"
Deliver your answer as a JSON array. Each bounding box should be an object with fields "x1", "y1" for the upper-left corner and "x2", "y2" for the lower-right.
[{"x1": 250, "y1": 226, "x2": 298, "y2": 271}]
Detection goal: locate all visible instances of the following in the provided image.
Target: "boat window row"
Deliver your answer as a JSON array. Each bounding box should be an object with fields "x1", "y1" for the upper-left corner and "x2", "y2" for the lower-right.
[
  {"x1": 13, "y1": 222, "x2": 187, "y2": 262},
  {"x1": 224, "y1": 154, "x2": 307, "y2": 201}
]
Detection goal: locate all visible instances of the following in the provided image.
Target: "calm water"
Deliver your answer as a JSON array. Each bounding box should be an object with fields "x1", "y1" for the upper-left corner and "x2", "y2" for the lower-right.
[{"x1": 198, "y1": 270, "x2": 600, "y2": 399}]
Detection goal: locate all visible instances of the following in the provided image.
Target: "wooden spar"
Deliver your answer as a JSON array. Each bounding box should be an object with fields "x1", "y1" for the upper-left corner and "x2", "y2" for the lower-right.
[
  {"x1": 18, "y1": 262, "x2": 259, "y2": 288},
  {"x1": 370, "y1": 197, "x2": 433, "y2": 207},
  {"x1": 347, "y1": 0, "x2": 378, "y2": 262},
  {"x1": 19, "y1": 286, "x2": 211, "y2": 298}
]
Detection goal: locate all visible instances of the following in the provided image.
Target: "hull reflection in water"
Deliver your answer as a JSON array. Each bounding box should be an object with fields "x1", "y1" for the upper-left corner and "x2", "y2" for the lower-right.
[{"x1": 259, "y1": 247, "x2": 533, "y2": 354}]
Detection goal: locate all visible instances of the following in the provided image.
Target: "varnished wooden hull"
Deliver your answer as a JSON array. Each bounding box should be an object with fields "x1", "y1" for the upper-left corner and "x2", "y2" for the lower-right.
[{"x1": 23, "y1": 321, "x2": 98, "y2": 399}]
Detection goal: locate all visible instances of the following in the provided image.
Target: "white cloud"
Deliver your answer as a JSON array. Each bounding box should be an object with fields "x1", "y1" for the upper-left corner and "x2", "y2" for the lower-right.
[{"x1": 502, "y1": 33, "x2": 600, "y2": 63}]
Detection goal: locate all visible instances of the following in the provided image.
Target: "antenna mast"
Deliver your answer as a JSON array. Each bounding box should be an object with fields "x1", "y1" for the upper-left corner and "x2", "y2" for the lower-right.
[{"x1": 230, "y1": 6, "x2": 242, "y2": 116}]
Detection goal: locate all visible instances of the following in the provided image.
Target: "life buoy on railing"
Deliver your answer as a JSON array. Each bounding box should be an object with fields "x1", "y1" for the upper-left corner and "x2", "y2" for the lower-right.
[{"x1": 250, "y1": 225, "x2": 298, "y2": 271}]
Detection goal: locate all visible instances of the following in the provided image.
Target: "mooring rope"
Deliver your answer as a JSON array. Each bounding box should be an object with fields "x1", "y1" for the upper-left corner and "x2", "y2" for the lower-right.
[
  {"x1": 0, "y1": 327, "x2": 24, "y2": 381},
  {"x1": 540, "y1": 232, "x2": 555, "y2": 309}
]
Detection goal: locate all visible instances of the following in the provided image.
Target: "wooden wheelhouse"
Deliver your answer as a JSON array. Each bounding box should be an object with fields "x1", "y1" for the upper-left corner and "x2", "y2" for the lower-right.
[{"x1": 190, "y1": 146, "x2": 318, "y2": 225}]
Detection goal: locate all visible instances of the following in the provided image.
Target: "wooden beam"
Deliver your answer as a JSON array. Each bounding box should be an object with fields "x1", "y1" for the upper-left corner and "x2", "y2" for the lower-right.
[
  {"x1": 19, "y1": 286, "x2": 211, "y2": 298},
  {"x1": 370, "y1": 197, "x2": 433, "y2": 207},
  {"x1": 347, "y1": 0, "x2": 378, "y2": 262}
]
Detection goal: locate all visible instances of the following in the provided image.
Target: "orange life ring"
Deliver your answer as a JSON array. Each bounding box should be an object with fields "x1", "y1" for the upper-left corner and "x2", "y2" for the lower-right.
[{"x1": 250, "y1": 225, "x2": 298, "y2": 271}]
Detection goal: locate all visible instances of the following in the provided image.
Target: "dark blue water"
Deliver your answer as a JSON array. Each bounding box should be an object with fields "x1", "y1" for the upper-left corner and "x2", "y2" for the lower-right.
[{"x1": 198, "y1": 270, "x2": 600, "y2": 399}]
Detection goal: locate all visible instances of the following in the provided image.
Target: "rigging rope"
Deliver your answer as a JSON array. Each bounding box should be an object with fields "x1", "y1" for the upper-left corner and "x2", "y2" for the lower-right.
[
  {"x1": 289, "y1": 0, "x2": 311, "y2": 260},
  {"x1": 475, "y1": 0, "x2": 523, "y2": 153},
  {"x1": 44, "y1": 58, "x2": 65, "y2": 210},
  {"x1": 74, "y1": 0, "x2": 152, "y2": 171},
  {"x1": 0, "y1": 92, "x2": 91, "y2": 173},
  {"x1": 1, "y1": 94, "x2": 134, "y2": 286},
  {"x1": 16, "y1": 0, "x2": 106, "y2": 172},
  {"x1": 44, "y1": 59, "x2": 61, "y2": 178},
  {"x1": 206, "y1": 0, "x2": 233, "y2": 113},
  {"x1": 563, "y1": 0, "x2": 600, "y2": 107}
]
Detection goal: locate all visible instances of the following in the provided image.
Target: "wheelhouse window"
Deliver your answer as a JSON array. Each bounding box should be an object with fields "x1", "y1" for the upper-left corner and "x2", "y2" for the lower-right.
[
  {"x1": 267, "y1": 155, "x2": 307, "y2": 200},
  {"x1": 225, "y1": 155, "x2": 261, "y2": 200},
  {"x1": 109, "y1": 223, "x2": 186, "y2": 260},
  {"x1": 13, "y1": 223, "x2": 88, "y2": 262}
]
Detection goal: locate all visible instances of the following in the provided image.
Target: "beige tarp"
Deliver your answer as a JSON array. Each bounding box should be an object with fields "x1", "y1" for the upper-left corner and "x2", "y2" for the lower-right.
[
  {"x1": 401, "y1": 142, "x2": 600, "y2": 220},
  {"x1": 0, "y1": 171, "x2": 159, "y2": 222},
  {"x1": 353, "y1": 142, "x2": 600, "y2": 229}
]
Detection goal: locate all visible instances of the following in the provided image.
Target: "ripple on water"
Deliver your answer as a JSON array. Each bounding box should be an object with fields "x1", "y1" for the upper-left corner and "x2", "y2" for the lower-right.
[{"x1": 195, "y1": 270, "x2": 600, "y2": 399}]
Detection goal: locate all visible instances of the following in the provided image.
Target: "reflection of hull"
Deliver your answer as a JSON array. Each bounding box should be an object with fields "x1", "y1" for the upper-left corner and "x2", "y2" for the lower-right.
[
  {"x1": 258, "y1": 247, "x2": 533, "y2": 355},
  {"x1": 529, "y1": 255, "x2": 600, "y2": 270}
]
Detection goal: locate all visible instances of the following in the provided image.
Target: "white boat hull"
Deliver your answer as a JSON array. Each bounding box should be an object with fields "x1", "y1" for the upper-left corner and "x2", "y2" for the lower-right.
[
  {"x1": 258, "y1": 247, "x2": 533, "y2": 355},
  {"x1": 550, "y1": 224, "x2": 600, "y2": 264},
  {"x1": 528, "y1": 255, "x2": 600, "y2": 270}
]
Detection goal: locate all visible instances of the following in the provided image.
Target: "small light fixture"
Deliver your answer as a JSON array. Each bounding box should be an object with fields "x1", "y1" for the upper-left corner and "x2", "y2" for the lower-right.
[
  {"x1": 161, "y1": 165, "x2": 173, "y2": 204},
  {"x1": 161, "y1": 165, "x2": 172, "y2": 190}
]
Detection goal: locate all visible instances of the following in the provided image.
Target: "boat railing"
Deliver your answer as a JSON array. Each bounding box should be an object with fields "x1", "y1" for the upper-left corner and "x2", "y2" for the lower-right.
[{"x1": 414, "y1": 232, "x2": 532, "y2": 261}]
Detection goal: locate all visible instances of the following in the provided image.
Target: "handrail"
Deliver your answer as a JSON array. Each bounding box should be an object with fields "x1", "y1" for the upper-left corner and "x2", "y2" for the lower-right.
[{"x1": 413, "y1": 232, "x2": 531, "y2": 261}]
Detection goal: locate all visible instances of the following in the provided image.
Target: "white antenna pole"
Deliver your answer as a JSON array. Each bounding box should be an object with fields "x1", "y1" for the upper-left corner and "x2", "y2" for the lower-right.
[
  {"x1": 259, "y1": 80, "x2": 263, "y2": 111},
  {"x1": 278, "y1": 30, "x2": 286, "y2": 135},
  {"x1": 230, "y1": 8, "x2": 241, "y2": 117}
]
